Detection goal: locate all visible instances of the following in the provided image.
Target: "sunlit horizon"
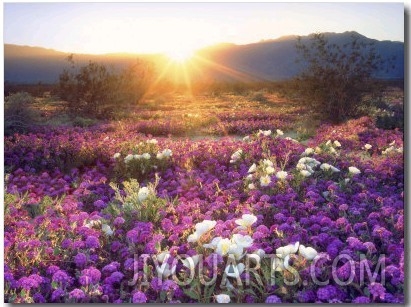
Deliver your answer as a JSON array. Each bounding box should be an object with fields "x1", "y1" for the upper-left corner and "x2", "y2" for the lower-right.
[{"x1": 4, "y1": 2, "x2": 404, "y2": 56}]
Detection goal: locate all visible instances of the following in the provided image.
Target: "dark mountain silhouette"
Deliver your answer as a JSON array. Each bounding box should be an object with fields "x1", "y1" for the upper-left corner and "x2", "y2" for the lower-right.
[{"x1": 4, "y1": 31, "x2": 404, "y2": 84}]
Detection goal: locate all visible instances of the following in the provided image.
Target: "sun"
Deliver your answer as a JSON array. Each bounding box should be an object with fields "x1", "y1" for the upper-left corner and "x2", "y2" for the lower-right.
[{"x1": 166, "y1": 49, "x2": 194, "y2": 63}]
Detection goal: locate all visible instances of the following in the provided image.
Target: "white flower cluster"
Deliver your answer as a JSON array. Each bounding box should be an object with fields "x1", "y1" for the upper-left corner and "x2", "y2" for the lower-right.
[
  {"x1": 230, "y1": 149, "x2": 243, "y2": 163},
  {"x1": 156, "y1": 148, "x2": 173, "y2": 160},
  {"x1": 256, "y1": 129, "x2": 284, "y2": 137},
  {"x1": 84, "y1": 219, "x2": 114, "y2": 236},
  {"x1": 276, "y1": 241, "x2": 318, "y2": 262},
  {"x1": 312, "y1": 139, "x2": 341, "y2": 155},
  {"x1": 257, "y1": 129, "x2": 272, "y2": 137},
  {"x1": 137, "y1": 186, "x2": 150, "y2": 202},
  {"x1": 113, "y1": 138, "x2": 172, "y2": 164},
  {"x1": 121, "y1": 153, "x2": 151, "y2": 163},
  {"x1": 146, "y1": 138, "x2": 158, "y2": 145},
  {"x1": 296, "y1": 157, "x2": 321, "y2": 177},
  {"x1": 246, "y1": 158, "x2": 288, "y2": 188},
  {"x1": 186, "y1": 214, "x2": 318, "y2": 286},
  {"x1": 320, "y1": 163, "x2": 340, "y2": 173},
  {"x1": 382, "y1": 140, "x2": 403, "y2": 155}
]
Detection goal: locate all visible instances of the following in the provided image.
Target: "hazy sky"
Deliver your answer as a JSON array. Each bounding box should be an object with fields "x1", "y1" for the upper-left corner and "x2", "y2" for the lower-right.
[{"x1": 4, "y1": 2, "x2": 404, "y2": 55}]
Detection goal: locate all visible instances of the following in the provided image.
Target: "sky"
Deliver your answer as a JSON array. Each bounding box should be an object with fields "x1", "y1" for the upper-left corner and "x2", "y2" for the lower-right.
[{"x1": 3, "y1": 2, "x2": 405, "y2": 55}]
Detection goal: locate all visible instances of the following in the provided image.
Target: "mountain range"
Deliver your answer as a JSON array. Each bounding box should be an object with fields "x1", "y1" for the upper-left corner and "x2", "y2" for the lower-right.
[{"x1": 4, "y1": 31, "x2": 404, "y2": 84}]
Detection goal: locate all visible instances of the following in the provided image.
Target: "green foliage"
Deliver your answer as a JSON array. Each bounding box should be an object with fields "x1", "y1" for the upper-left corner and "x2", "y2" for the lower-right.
[
  {"x1": 295, "y1": 33, "x2": 385, "y2": 122},
  {"x1": 59, "y1": 55, "x2": 154, "y2": 119},
  {"x1": 26, "y1": 195, "x2": 65, "y2": 218},
  {"x1": 373, "y1": 102, "x2": 403, "y2": 131},
  {"x1": 248, "y1": 90, "x2": 268, "y2": 103},
  {"x1": 4, "y1": 92, "x2": 37, "y2": 135},
  {"x1": 107, "y1": 175, "x2": 169, "y2": 226},
  {"x1": 72, "y1": 116, "x2": 98, "y2": 127}
]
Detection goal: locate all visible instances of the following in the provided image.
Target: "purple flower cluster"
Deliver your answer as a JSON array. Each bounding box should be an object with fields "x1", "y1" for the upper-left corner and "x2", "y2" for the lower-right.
[{"x1": 4, "y1": 114, "x2": 404, "y2": 303}]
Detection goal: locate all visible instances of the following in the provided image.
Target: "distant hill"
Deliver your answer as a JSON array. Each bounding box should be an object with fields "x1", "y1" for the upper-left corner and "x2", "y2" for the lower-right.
[{"x1": 4, "y1": 31, "x2": 404, "y2": 84}]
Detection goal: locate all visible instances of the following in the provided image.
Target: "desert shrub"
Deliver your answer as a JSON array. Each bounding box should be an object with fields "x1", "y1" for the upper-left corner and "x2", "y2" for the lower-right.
[
  {"x1": 4, "y1": 92, "x2": 37, "y2": 135},
  {"x1": 59, "y1": 56, "x2": 154, "y2": 119},
  {"x1": 295, "y1": 33, "x2": 386, "y2": 123},
  {"x1": 72, "y1": 116, "x2": 98, "y2": 127},
  {"x1": 249, "y1": 90, "x2": 268, "y2": 103}
]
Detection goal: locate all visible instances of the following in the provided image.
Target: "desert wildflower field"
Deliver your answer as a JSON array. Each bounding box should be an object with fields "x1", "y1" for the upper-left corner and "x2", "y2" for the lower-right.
[{"x1": 3, "y1": 88, "x2": 404, "y2": 303}]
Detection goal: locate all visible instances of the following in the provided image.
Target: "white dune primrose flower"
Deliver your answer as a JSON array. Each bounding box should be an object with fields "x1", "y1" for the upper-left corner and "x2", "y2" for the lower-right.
[
  {"x1": 299, "y1": 245, "x2": 318, "y2": 261},
  {"x1": 162, "y1": 149, "x2": 172, "y2": 157},
  {"x1": 265, "y1": 166, "x2": 275, "y2": 175},
  {"x1": 260, "y1": 175, "x2": 271, "y2": 187},
  {"x1": 216, "y1": 238, "x2": 233, "y2": 256},
  {"x1": 296, "y1": 163, "x2": 306, "y2": 170},
  {"x1": 187, "y1": 232, "x2": 199, "y2": 243},
  {"x1": 263, "y1": 130, "x2": 272, "y2": 136},
  {"x1": 248, "y1": 183, "x2": 256, "y2": 190},
  {"x1": 348, "y1": 166, "x2": 361, "y2": 175},
  {"x1": 102, "y1": 224, "x2": 114, "y2": 236},
  {"x1": 285, "y1": 137, "x2": 299, "y2": 143},
  {"x1": 330, "y1": 165, "x2": 340, "y2": 172},
  {"x1": 235, "y1": 214, "x2": 258, "y2": 228},
  {"x1": 263, "y1": 159, "x2": 274, "y2": 167},
  {"x1": 194, "y1": 220, "x2": 217, "y2": 237},
  {"x1": 215, "y1": 294, "x2": 231, "y2": 303},
  {"x1": 134, "y1": 154, "x2": 142, "y2": 160},
  {"x1": 228, "y1": 243, "x2": 245, "y2": 260},
  {"x1": 230, "y1": 149, "x2": 243, "y2": 163},
  {"x1": 300, "y1": 170, "x2": 311, "y2": 177},
  {"x1": 142, "y1": 153, "x2": 151, "y2": 160},
  {"x1": 276, "y1": 171, "x2": 288, "y2": 180},
  {"x1": 248, "y1": 163, "x2": 257, "y2": 173},
  {"x1": 364, "y1": 144, "x2": 372, "y2": 150},
  {"x1": 147, "y1": 139, "x2": 158, "y2": 144},
  {"x1": 203, "y1": 236, "x2": 222, "y2": 249},
  {"x1": 320, "y1": 163, "x2": 331, "y2": 171},
  {"x1": 137, "y1": 187, "x2": 150, "y2": 202},
  {"x1": 252, "y1": 249, "x2": 266, "y2": 258},
  {"x1": 156, "y1": 152, "x2": 164, "y2": 160},
  {"x1": 334, "y1": 140, "x2": 342, "y2": 147},
  {"x1": 232, "y1": 234, "x2": 254, "y2": 249},
  {"x1": 276, "y1": 242, "x2": 300, "y2": 258},
  {"x1": 113, "y1": 152, "x2": 121, "y2": 159},
  {"x1": 276, "y1": 129, "x2": 284, "y2": 136},
  {"x1": 124, "y1": 154, "x2": 134, "y2": 164},
  {"x1": 304, "y1": 148, "x2": 314, "y2": 155}
]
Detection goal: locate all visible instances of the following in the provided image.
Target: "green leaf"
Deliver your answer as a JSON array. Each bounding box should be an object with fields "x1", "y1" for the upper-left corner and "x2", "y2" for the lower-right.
[
  {"x1": 159, "y1": 290, "x2": 167, "y2": 302},
  {"x1": 363, "y1": 287, "x2": 370, "y2": 297},
  {"x1": 53, "y1": 247, "x2": 60, "y2": 255},
  {"x1": 184, "y1": 289, "x2": 200, "y2": 300},
  {"x1": 51, "y1": 281, "x2": 59, "y2": 289}
]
